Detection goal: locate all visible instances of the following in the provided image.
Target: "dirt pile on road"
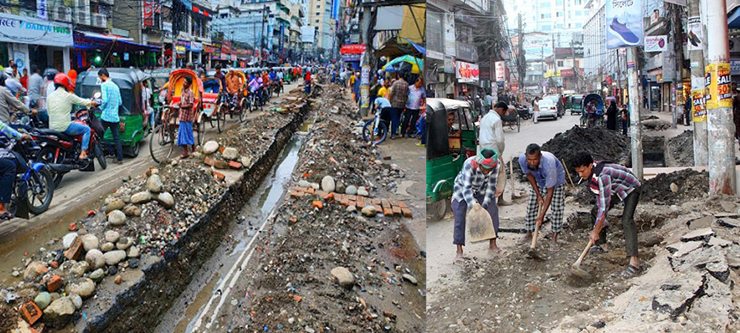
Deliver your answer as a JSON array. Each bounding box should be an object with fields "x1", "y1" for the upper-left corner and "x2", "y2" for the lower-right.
[
  {"x1": 542, "y1": 125, "x2": 630, "y2": 166},
  {"x1": 640, "y1": 169, "x2": 709, "y2": 204},
  {"x1": 666, "y1": 130, "x2": 694, "y2": 167}
]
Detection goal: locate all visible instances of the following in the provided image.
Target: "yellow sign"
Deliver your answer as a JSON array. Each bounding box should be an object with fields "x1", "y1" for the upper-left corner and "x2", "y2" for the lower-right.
[
  {"x1": 705, "y1": 63, "x2": 732, "y2": 109},
  {"x1": 692, "y1": 90, "x2": 706, "y2": 122}
]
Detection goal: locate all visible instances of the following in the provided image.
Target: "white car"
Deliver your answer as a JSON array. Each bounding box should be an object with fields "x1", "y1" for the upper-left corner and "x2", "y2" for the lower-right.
[{"x1": 536, "y1": 99, "x2": 559, "y2": 120}]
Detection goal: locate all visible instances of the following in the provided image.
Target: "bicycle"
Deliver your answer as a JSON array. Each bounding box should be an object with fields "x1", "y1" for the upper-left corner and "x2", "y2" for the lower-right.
[
  {"x1": 149, "y1": 105, "x2": 206, "y2": 163},
  {"x1": 362, "y1": 107, "x2": 389, "y2": 145}
]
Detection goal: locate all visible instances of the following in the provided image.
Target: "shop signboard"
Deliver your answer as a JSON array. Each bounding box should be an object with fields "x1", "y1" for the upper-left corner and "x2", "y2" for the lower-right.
[
  {"x1": 37, "y1": 0, "x2": 48, "y2": 20},
  {"x1": 644, "y1": 35, "x2": 667, "y2": 52},
  {"x1": 688, "y1": 17, "x2": 704, "y2": 51},
  {"x1": 190, "y1": 41, "x2": 202, "y2": 52},
  {"x1": 0, "y1": 12, "x2": 72, "y2": 47},
  {"x1": 605, "y1": 0, "x2": 643, "y2": 49},
  {"x1": 222, "y1": 41, "x2": 232, "y2": 54},
  {"x1": 495, "y1": 61, "x2": 506, "y2": 82},
  {"x1": 456, "y1": 61, "x2": 479, "y2": 83},
  {"x1": 204, "y1": 44, "x2": 216, "y2": 53}
]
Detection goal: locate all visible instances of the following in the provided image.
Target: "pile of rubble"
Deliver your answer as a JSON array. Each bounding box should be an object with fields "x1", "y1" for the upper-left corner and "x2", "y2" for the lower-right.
[{"x1": 0, "y1": 104, "x2": 298, "y2": 331}]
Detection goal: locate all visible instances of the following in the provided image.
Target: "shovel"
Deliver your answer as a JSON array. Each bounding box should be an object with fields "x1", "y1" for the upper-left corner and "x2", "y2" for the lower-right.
[
  {"x1": 570, "y1": 239, "x2": 594, "y2": 279},
  {"x1": 467, "y1": 203, "x2": 497, "y2": 243},
  {"x1": 527, "y1": 205, "x2": 546, "y2": 260}
]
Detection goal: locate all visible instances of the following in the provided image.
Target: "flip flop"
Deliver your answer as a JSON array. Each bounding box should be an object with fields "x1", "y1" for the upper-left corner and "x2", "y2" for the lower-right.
[
  {"x1": 0, "y1": 211, "x2": 13, "y2": 221},
  {"x1": 620, "y1": 264, "x2": 644, "y2": 279},
  {"x1": 589, "y1": 245, "x2": 606, "y2": 254}
]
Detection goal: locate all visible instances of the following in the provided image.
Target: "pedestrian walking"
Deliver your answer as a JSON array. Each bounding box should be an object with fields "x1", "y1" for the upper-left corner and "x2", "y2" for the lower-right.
[
  {"x1": 27, "y1": 65, "x2": 43, "y2": 109},
  {"x1": 620, "y1": 104, "x2": 630, "y2": 135},
  {"x1": 478, "y1": 101, "x2": 511, "y2": 206},
  {"x1": 401, "y1": 77, "x2": 425, "y2": 138},
  {"x1": 533, "y1": 97, "x2": 540, "y2": 124},
  {"x1": 452, "y1": 148, "x2": 505, "y2": 262},
  {"x1": 518, "y1": 144, "x2": 566, "y2": 251},
  {"x1": 389, "y1": 73, "x2": 409, "y2": 139},
  {"x1": 98, "y1": 68, "x2": 124, "y2": 164},
  {"x1": 606, "y1": 100, "x2": 618, "y2": 130},
  {"x1": 572, "y1": 152, "x2": 643, "y2": 278},
  {"x1": 177, "y1": 76, "x2": 196, "y2": 159}
]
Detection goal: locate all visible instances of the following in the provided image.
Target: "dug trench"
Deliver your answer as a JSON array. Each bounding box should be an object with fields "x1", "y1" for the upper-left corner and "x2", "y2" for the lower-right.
[{"x1": 0, "y1": 86, "x2": 315, "y2": 332}]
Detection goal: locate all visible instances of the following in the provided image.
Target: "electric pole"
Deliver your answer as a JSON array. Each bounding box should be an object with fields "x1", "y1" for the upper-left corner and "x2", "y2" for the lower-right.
[
  {"x1": 688, "y1": 0, "x2": 708, "y2": 166},
  {"x1": 705, "y1": 0, "x2": 736, "y2": 195},
  {"x1": 518, "y1": 13, "x2": 524, "y2": 96},
  {"x1": 671, "y1": 3, "x2": 682, "y2": 129},
  {"x1": 627, "y1": 48, "x2": 643, "y2": 180},
  {"x1": 360, "y1": 4, "x2": 372, "y2": 117}
]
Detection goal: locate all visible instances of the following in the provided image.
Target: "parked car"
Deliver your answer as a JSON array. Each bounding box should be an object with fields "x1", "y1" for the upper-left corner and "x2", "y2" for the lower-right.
[
  {"x1": 543, "y1": 95, "x2": 565, "y2": 117},
  {"x1": 536, "y1": 99, "x2": 559, "y2": 120}
]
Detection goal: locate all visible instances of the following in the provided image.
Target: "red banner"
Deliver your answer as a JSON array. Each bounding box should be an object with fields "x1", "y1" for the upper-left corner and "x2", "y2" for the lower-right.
[
  {"x1": 340, "y1": 44, "x2": 366, "y2": 55},
  {"x1": 222, "y1": 41, "x2": 231, "y2": 54},
  {"x1": 204, "y1": 44, "x2": 216, "y2": 53},
  {"x1": 560, "y1": 68, "x2": 574, "y2": 77},
  {"x1": 143, "y1": 1, "x2": 157, "y2": 27}
]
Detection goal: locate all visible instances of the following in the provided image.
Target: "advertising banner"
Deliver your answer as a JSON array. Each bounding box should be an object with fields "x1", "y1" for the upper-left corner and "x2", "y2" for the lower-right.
[
  {"x1": 360, "y1": 65, "x2": 370, "y2": 108},
  {"x1": 705, "y1": 63, "x2": 732, "y2": 110},
  {"x1": 606, "y1": 0, "x2": 643, "y2": 49},
  {"x1": 444, "y1": 13, "x2": 456, "y2": 56},
  {"x1": 644, "y1": 35, "x2": 667, "y2": 52},
  {"x1": 143, "y1": 1, "x2": 156, "y2": 27},
  {"x1": 688, "y1": 17, "x2": 704, "y2": 51},
  {"x1": 0, "y1": 13, "x2": 72, "y2": 47},
  {"x1": 190, "y1": 41, "x2": 202, "y2": 52},
  {"x1": 37, "y1": 0, "x2": 48, "y2": 20},
  {"x1": 495, "y1": 61, "x2": 506, "y2": 82},
  {"x1": 456, "y1": 61, "x2": 480, "y2": 83}
]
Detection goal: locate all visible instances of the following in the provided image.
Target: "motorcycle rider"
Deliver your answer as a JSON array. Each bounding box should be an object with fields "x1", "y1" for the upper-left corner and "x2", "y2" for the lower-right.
[
  {"x1": 0, "y1": 72, "x2": 36, "y2": 124},
  {"x1": 0, "y1": 119, "x2": 32, "y2": 220},
  {"x1": 47, "y1": 73, "x2": 97, "y2": 160}
]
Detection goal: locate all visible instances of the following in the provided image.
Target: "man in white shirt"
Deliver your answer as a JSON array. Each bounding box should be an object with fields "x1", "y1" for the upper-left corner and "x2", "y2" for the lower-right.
[{"x1": 478, "y1": 101, "x2": 511, "y2": 206}]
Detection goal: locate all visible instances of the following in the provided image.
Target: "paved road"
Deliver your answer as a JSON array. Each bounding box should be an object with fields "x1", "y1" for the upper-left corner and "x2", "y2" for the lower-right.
[
  {"x1": 0, "y1": 82, "x2": 301, "y2": 281},
  {"x1": 425, "y1": 113, "x2": 580, "y2": 293}
]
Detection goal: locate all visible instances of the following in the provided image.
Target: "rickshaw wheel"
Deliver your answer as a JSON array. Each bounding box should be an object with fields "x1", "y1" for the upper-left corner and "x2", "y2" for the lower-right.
[
  {"x1": 517, "y1": 117, "x2": 521, "y2": 132},
  {"x1": 239, "y1": 98, "x2": 246, "y2": 122},
  {"x1": 428, "y1": 199, "x2": 449, "y2": 221},
  {"x1": 149, "y1": 125, "x2": 174, "y2": 163},
  {"x1": 218, "y1": 105, "x2": 227, "y2": 133},
  {"x1": 196, "y1": 114, "x2": 207, "y2": 146}
]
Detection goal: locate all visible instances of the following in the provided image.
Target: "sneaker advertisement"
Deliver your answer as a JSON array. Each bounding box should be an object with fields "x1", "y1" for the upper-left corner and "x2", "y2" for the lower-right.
[{"x1": 605, "y1": 0, "x2": 644, "y2": 49}]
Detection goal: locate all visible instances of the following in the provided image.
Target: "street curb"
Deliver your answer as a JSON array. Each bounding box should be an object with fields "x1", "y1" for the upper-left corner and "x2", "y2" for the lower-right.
[{"x1": 75, "y1": 104, "x2": 310, "y2": 332}]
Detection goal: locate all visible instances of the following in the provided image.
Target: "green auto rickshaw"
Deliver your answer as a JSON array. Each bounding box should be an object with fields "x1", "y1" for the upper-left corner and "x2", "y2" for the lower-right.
[
  {"x1": 567, "y1": 94, "x2": 585, "y2": 115},
  {"x1": 426, "y1": 98, "x2": 479, "y2": 221},
  {"x1": 76, "y1": 68, "x2": 152, "y2": 157}
]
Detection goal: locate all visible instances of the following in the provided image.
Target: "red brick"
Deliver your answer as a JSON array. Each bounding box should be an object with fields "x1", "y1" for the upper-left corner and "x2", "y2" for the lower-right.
[
  {"x1": 213, "y1": 159, "x2": 229, "y2": 169},
  {"x1": 290, "y1": 191, "x2": 303, "y2": 198},
  {"x1": 212, "y1": 170, "x2": 225, "y2": 181},
  {"x1": 373, "y1": 204, "x2": 382, "y2": 212},
  {"x1": 372, "y1": 199, "x2": 381, "y2": 205},
  {"x1": 398, "y1": 201, "x2": 408, "y2": 208},
  {"x1": 47, "y1": 275, "x2": 62, "y2": 292},
  {"x1": 305, "y1": 187, "x2": 315, "y2": 194},
  {"x1": 323, "y1": 192, "x2": 334, "y2": 201},
  {"x1": 20, "y1": 302, "x2": 42, "y2": 325},
  {"x1": 64, "y1": 236, "x2": 83, "y2": 260},
  {"x1": 316, "y1": 190, "x2": 328, "y2": 198},
  {"x1": 348, "y1": 200, "x2": 356, "y2": 208},
  {"x1": 312, "y1": 201, "x2": 323, "y2": 209},
  {"x1": 228, "y1": 161, "x2": 243, "y2": 169},
  {"x1": 401, "y1": 208, "x2": 413, "y2": 218},
  {"x1": 204, "y1": 156, "x2": 216, "y2": 166},
  {"x1": 392, "y1": 206, "x2": 402, "y2": 216}
]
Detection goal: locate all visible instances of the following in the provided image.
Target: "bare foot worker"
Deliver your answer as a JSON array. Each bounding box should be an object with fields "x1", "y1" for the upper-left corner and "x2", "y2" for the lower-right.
[
  {"x1": 452, "y1": 148, "x2": 504, "y2": 262},
  {"x1": 572, "y1": 152, "x2": 643, "y2": 278}
]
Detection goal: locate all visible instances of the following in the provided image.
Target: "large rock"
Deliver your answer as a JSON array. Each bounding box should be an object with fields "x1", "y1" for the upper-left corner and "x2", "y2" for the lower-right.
[
  {"x1": 70, "y1": 261, "x2": 89, "y2": 277},
  {"x1": 321, "y1": 176, "x2": 336, "y2": 192},
  {"x1": 105, "y1": 199, "x2": 126, "y2": 214},
  {"x1": 146, "y1": 174, "x2": 164, "y2": 193},
  {"x1": 127, "y1": 246, "x2": 140, "y2": 258},
  {"x1": 81, "y1": 234, "x2": 99, "y2": 252},
  {"x1": 70, "y1": 294, "x2": 83, "y2": 310},
  {"x1": 156, "y1": 192, "x2": 175, "y2": 208},
  {"x1": 34, "y1": 292, "x2": 51, "y2": 310},
  {"x1": 361, "y1": 205, "x2": 377, "y2": 217},
  {"x1": 104, "y1": 230, "x2": 120, "y2": 243},
  {"x1": 116, "y1": 237, "x2": 133, "y2": 251},
  {"x1": 345, "y1": 185, "x2": 358, "y2": 195},
  {"x1": 240, "y1": 156, "x2": 252, "y2": 168},
  {"x1": 62, "y1": 232, "x2": 79, "y2": 249},
  {"x1": 85, "y1": 249, "x2": 105, "y2": 270},
  {"x1": 100, "y1": 242, "x2": 115, "y2": 252},
  {"x1": 222, "y1": 147, "x2": 238, "y2": 160},
  {"x1": 108, "y1": 210, "x2": 127, "y2": 226},
  {"x1": 667, "y1": 241, "x2": 703, "y2": 258},
  {"x1": 104, "y1": 250, "x2": 127, "y2": 266},
  {"x1": 130, "y1": 191, "x2": 152, "y2": 204},
  {"x1": 89, "y1": 268, "x2": 105, "y2": 282},
  {"x1": 357, "y1": 186, "x2": 369, "y2": 197},
  {"x1": 331, "y1": 267, "x2": 354, "y2": 289},
  {"x1": 67, "y1": 278, "x2": 95, "y2": 299},
  {"x1": 203, "y1": 141, "x2": 219, "y2": 154},
  {"x1": 43, "y1": 297, "x2": 76, "y2": 327},
  {"x1": 23, "y1": 261, "x2": 48, "y2": 280},
  {"x1": 123, "y1": 205, "x2": 142, "y2": 217},
  {"x1": 680, "y1": 228, "x2": 715, "y2": 242}
]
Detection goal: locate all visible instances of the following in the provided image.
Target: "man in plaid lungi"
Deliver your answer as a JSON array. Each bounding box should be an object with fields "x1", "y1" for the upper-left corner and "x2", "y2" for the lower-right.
[{"x1": 518, "y1": 144, "x2": 566, "y2": 251}]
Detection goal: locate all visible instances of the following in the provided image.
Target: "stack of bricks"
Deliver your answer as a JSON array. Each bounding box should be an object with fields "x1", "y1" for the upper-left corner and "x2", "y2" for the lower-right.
[{"x1": 290, "y1": 186, "x2": 412, "y2": 218}]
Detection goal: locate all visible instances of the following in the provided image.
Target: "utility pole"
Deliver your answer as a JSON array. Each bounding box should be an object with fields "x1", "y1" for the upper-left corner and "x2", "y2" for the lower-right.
[
  {"x1": 689, "y1": 0, "x2": 708, "y2": 166},
  {"x1": 160, "y1": 0, "x2": 164, "y2": 68},
  {"x1": 705, "y1": 0, "x2": 736, "y2": 195},
  {"x1": 616, "y1": 50, "x2": 621, "y2": 102},
  {"x1": 671, "y1": 3, "x2": 682, "y2": 129},
  {"x1": 518, "y1": 13, "x2": 524, "y2": 94},
  {"x1": 627, "y1": 48, "x2": 643, "y2": 180},
  {"x1": 360, "y1": 4, "x2": 372, "y2": 117}
]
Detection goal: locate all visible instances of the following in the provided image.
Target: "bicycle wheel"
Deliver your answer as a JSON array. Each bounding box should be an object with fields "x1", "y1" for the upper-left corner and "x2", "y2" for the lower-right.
[
  {"x1": 216, "y1": 103, "x2": 227, "y2": 133},
  {"x1": 150, "y1": 124, "x2": 174, "y2": 163},
  {"x1": 196, "y1": 114, "x2": 206, "y2": 146},
  {"x1": 239, "y1": 99, "x2": 246, "y2": 122},
  {"x1": 362, "y1": 119, "x2": 388, "y2": 145}
]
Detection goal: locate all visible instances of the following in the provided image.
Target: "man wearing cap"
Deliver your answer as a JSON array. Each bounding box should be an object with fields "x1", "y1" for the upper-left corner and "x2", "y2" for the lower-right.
[
  {"x1": 452, "y1": 148, "x2": 505, "y2": 262},
  {"x1": 479, "y1": 101, "x2": 512, "y2": 206}
]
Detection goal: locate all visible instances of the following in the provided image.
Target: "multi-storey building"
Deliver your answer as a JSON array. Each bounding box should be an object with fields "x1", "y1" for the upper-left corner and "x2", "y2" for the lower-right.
[{"x1": 307, "y1": 0, "x2": 336, "y2": 54}]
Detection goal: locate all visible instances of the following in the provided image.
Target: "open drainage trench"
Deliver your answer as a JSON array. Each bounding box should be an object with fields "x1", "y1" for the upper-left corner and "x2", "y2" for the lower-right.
[
  {"x1": 155, "y1": 132, "x2": 306, "y2": 332},
  {"x1": 643, "y1": 136, "x2": 666, "y2": 168}
]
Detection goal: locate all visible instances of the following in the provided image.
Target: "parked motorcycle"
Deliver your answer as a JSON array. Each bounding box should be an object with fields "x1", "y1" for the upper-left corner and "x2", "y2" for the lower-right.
[
  {"x1": 0, "y1": 129, "x2": 55, "y2": 218},
  {"x1": 34, "y1": 94, "x2": 107, "y2": 188}
]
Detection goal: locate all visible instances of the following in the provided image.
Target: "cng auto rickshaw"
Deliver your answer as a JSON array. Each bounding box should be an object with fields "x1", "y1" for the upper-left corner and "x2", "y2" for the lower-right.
[
  {"x1": 582, "y1": 93, "x2": 605, "y2": 127},
  {"x1": 75, "y1": 68, "x2": 152, "y2": 157},
  {"x1": 148, "y1": 68, "x2": 173, "y2": 110},
  {"x1": 426, "y1": 98, "x2": 479, "y2": 221},
  {"x1": 567, "y1": 94, "x2": 585, "y2": 115}
]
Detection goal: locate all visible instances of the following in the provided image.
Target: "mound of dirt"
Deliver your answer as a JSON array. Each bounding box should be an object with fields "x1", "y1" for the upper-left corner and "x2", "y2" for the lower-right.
[
  {"x1": 666, "y1": 130, "x2": 694, "y2": 167},
  {"x1": 543, "y1": 125, "x2": 630, "y2": 168},
  {"x1": 640, "y1": 169, "x2": 709, "y2": 204},
  {"x1": 641, "y1": 119, "x2": 672, "y2": 131}
]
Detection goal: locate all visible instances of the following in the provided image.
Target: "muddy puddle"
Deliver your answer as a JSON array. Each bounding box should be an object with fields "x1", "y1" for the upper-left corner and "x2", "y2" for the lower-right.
[{"x1": 155, "y1": 134, "x2": 305, "y2": 333}]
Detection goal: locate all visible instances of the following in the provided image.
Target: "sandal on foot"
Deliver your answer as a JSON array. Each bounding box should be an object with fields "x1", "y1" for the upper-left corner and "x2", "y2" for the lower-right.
[
  {"x1": 589, "y1": 245, "x2": 606, "y2": 254},
  {"x1": 620, "y1": 264, "x2": 642, "y2": 279},
  {"x1": 0, "y1": 211, "x2": 13, "y2": 221}
]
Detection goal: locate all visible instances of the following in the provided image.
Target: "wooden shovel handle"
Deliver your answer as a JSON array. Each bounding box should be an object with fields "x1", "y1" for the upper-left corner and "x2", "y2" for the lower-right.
[
  {"x1": 530, "y1": 204, "x2": 545, "y2": 249},
  {"x1": 574, "y1": 239, "x2": 595, "y2": 266}
]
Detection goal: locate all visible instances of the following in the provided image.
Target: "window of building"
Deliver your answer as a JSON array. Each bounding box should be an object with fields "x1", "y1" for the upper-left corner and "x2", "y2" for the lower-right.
[
  {"x1": 315, "y1": 19, "x2": 319, "y2": 23},
  {"x1": 557, "y1": 60, "x2": 564, "y2": 67},
  {"x1": 541, "y1": 2, "x2": 551, "y2": 7},
  {"x1": 556, "y1": 11, "x2": 562, "y2": 17},
  {"x1": 541, "y1": 24, "x2": 552, "y2": 31},
  {"x1": 316, "y1": 12, "x2": 320, "y2": 16},
  {"x1": 316, "y1": 5, "x2": 320, "y2": 8},
  {"x1": 427, "y1": 10, "x2": 444, "y2": 53},
  {"x1": 557, "y1": 23, "x2": 564, "y2": 29},
  {"x1": 556, "y1": 0, "x2": 563, "y2": 5},
  {"x1": 576, "y1": 11, "x2": 582, "y2": 16},
  {"x1": 576, "y1": 23, "x2": 582, "y2": 28}
]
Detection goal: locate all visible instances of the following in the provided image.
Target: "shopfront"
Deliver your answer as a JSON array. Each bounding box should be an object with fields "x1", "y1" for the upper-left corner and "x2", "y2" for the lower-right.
[
  {"x1": 455, "y1": 60, "x2": 479, "y2": 97},
  {"x1": 0, "y1": 12, "x2": 73, "y2": 72}
]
